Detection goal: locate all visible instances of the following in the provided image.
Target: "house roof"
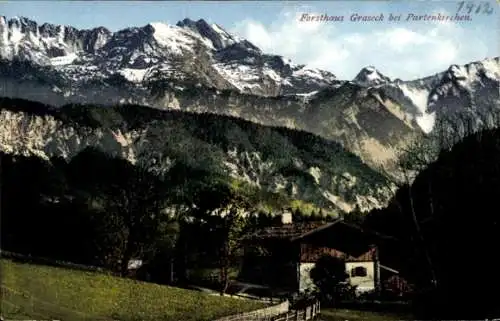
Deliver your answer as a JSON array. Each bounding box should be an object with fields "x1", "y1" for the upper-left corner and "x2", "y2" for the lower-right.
[
  {"x1": 243, "y1": 218, "x2": 396, "y2": 257},
  {"x1": 243, "y1": 218, "x2": 394, "y2": 241},
  {"x1": 242, "y1": 220, "x2": 338, "y2": 241}
]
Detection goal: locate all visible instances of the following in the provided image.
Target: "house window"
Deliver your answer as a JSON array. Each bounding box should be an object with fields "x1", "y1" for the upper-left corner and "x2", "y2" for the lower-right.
[{"x1": 351, "y1": 266, "x2": 367, "y2": 277}]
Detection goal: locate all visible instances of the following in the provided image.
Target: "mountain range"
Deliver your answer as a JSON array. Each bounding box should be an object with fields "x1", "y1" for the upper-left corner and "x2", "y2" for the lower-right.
[{"x1": 0, "y1": 16, "x2": 499, "y2": 212}]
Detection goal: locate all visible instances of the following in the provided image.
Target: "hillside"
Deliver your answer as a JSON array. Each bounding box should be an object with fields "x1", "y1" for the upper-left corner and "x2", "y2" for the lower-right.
[
  {"x1": 0, "y1": 97, "x2": 393, "y2": 213},
  {"x1": 0, "y1": 258, "x2": 266, "y2": 321}
]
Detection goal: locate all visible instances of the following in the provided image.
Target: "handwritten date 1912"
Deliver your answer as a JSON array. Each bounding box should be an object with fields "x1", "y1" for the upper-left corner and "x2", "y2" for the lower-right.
[{"x1": 456, "y1": 1, "x2": 494, "y2": 15}]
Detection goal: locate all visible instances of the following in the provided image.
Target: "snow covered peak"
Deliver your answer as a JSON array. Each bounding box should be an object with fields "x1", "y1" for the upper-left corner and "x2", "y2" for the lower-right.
[
  {"x1": 426, "y1": 57, "x2": 500, "y2": 114},
  {"x1": 147, "y1": 22, "x2": 201, "y2": 54},
  {"x1": 176, "y1": 18, "x2": 239, "y2": 50},
  {"x1": 142, "y1": 19, "x2": 247, "y2": 54},
  {"x1": 353, "y1": 66, "x2": 391, "y2": 87},
  {"x1": 443, "y1": 57, "x2": 500, "y2": 83},
  {"x1": 372, "y1": 56, "x2": 500, "y2": 135},
  {"x1": 0, "y1": 16, "x2": 112, "y2": 63},
  {"x1": 446, "y1": 64, "x2": 468, "y2": 81}
]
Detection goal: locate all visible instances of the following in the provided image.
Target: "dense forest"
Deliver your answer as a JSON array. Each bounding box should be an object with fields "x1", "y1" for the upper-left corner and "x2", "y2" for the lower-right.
[
  {"x1": 0, "y1": 97, "x2": 391, "y2": 212},
  {"x1": 362, "y1": 126, "x2": 500, "y2": 319}
]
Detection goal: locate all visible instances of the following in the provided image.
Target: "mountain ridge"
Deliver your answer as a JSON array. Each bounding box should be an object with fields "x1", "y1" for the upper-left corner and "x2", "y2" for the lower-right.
[{"x1": 0, "y1": 16, "x2": 499, "y2": 175}]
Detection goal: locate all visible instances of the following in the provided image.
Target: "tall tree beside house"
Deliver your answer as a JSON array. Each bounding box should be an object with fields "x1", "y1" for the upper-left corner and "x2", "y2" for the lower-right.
[
  {"x1": 192, "y1": 183, "x2": 250, "y2": 295},
  {"x1": 148, "y1": 150, "x2": 247, "y2": 286},
  {"x1": 216, "y1": 201, "x2": 248, "y2": 295},
  {"x1": 146, "y1": 219, "x2": 181, "y2": 284}
]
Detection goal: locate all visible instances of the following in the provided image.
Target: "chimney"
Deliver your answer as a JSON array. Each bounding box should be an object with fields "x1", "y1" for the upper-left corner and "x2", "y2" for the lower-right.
[{"x1": 281, "y1": 209, "x2": 292, "y2": 225}]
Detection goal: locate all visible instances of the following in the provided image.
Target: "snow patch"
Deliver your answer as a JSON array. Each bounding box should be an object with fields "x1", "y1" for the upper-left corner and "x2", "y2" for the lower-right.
[
  {"x1": 399, "y1": 84, "x2": 429, "y2": 114},
  {"x1": 213, "y1": 63, "x2": 261, "y2": 90},
  {"x1": 57, "y1": 25, "x2": 65, "y2": 44},
  {"x1": 295, "y1": 91, "x2": 319, "y2": 97},
  {"x1": 150, "y1": 22, "x2": 195, "y2": 55},
  {"x1": 50, "y1": 53, "x2": 77, "y2": 66},
  {"x1": 118, "y1": 68, "x2": 149, "y2": 82},
  {"x1": 263, "y1": 68, "x2": 281, "y2": 82},
  {"x1": 365, "y1": 70, "x2": 380, "y2": 82},
  {"x1": 295, "y1": 90, "x2": 319, "y2": 103},
  {"x1": 399, "y1": 84, "x2": 435, "y2": 133},
  {"x1": 9, "y1": 23, "x2": 24, "y2": 44},
  {"x1": 211, "y1": 23, "x2": 240, "y2": 46},
  {"x1": 416, "y1": 112, "x2": 436, "y2": 134},
  {"x1": 482, "y1": 58, "x2": 500, "y2": 78},
  {"x1": 293, "y1": 67, "x2": 325, "y2": 80}
]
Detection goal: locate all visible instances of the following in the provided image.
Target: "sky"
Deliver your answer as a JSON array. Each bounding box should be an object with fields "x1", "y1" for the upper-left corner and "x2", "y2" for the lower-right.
[{"x1": 1, "y1": 0, "x2": 498, "y2": 80}]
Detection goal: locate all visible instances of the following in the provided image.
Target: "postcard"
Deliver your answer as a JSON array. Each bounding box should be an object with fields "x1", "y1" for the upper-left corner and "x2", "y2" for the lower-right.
[{"x1": 0, "y1": 1, "x2": 498, "y2": 321}]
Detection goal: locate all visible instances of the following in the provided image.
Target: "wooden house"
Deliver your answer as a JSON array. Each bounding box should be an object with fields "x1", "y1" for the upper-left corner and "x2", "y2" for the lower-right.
[{"x1": 240, "y1": 213, "x2": 398, "y2": 295}]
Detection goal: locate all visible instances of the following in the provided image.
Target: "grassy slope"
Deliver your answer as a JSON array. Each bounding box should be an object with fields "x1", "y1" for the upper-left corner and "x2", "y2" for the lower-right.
[{"x1": 0, "y1": 259, "x2": 265, "y2": 321}]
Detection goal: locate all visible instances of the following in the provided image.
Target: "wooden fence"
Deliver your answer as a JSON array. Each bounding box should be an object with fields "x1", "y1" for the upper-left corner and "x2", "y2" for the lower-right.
[
  {"x1": 271, "y1": 301, "x2": 320, "y2": 321},
  {"x1": 213, "y1": 299, "x2": 321, "y2": 321}
]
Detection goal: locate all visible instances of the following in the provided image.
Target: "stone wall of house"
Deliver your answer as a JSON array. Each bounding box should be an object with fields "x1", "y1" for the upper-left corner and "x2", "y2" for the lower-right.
[{"x1": 213, "y1": 300, "x2": 289, "y2": 321}]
